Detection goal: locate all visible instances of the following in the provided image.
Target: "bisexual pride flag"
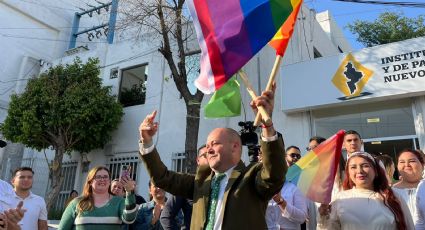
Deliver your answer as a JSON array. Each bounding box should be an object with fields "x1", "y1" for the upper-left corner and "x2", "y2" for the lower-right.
[
  {"x1": 286, "y1": 130, "x2": 345, "y2": 204},
  {"x1": 187, "y1": 0, "x2": 301, "y2": 94}
]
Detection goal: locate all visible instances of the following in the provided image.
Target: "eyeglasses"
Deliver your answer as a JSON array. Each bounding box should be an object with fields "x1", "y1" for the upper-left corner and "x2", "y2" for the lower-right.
[
  {"x1": 289, "y1": 153, "x2": 301, "y2": 159},
  {"x1": 93, "y1": 175, "x2": 110, "y2": 181},
  {"x1": 306, "y1": 145, "x2": 317, "y2": 151}
]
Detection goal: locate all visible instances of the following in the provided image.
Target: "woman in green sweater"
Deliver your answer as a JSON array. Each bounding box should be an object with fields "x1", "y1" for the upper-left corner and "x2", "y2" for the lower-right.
[{"x1": 59, "y1": 166, "x2": 138, "y2": 230}]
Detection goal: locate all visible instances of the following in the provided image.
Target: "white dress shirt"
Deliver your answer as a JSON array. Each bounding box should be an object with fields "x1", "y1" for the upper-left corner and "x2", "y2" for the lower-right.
[
  {"x1": 416, "y1": 180, "x2": 425, "y2": 230},
  {"x1": 266, "y1": 182, "x2": 308, "y2": 230},
  {"x1": 211, "y1": 166, "x2": 235, "y2": 230}
]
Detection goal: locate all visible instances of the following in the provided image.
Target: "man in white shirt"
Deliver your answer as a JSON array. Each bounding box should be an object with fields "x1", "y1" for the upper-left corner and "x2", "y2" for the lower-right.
[
  {"x1": 0, "y1": 179, "x2": 25, "y2": 230},
  {"x1": 9, "y1": 167, "x2": 47, "y2": 230}
]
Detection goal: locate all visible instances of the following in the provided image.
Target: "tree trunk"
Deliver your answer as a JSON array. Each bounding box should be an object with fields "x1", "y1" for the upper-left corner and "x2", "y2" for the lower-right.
[
  {"x1": 185, "y1": 103, "x2": 201, "y2": 173},
  {"x1": 45, "y1": 145, "x2": 65, "y2": 212}
]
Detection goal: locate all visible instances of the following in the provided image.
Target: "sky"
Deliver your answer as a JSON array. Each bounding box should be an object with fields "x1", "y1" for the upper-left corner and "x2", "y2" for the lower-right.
[{"x1": 305, "y1": 0, "x2": 424, "y2": 51}]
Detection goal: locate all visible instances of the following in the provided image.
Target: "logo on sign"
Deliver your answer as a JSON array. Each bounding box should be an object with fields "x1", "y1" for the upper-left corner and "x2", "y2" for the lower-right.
[{"x1": 332, "y1": 53, "x2": 374, "y2": 100}]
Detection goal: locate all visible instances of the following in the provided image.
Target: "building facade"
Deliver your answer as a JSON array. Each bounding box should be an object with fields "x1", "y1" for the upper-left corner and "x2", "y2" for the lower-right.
[{"x1": 1, "y1": 0, "x2": 356, "y2": 206}]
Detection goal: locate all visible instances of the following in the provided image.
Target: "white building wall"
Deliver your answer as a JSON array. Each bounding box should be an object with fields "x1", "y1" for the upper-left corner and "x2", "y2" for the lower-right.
[
  {"x1": 0, "y1": 0, "x2": 105, "y2": 193},
  {"x1": 0, "y1": 1, "x2": 352, "y2": 199},
  {"x1": 315, "y1": 10, "x2": 353, "y2": 52}
]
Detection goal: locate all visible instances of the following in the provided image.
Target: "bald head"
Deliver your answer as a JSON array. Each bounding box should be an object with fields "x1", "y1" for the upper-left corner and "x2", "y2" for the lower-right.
[
  {"x1": 206, "y1": 128, "x2": 242, "y2": 172},
  {"x1": 223, "y1": 128, "x2": 242, "y2": 148}
]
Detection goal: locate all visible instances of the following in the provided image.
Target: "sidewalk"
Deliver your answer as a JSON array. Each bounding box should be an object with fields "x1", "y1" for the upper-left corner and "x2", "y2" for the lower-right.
[{"x1": 48, "y1": 220, "x2": 59, "y2": 230}]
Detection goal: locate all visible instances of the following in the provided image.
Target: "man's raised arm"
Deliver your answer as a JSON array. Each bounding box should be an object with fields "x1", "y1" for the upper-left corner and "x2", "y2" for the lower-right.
[
  {"x1": 138, "y1": 110, "x2": 195, "y2": 198},
  {"x1": 250, "y1": 83, "x2": 287, "y2": 200}
]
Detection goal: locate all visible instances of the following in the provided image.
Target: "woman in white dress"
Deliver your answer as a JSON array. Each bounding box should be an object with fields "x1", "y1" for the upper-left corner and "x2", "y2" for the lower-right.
[
  {"x1": 393, "y1": 149, "x2": 424, "y2": 224},
  {"x1": 265, "y1": 181, "x2": 308, "y2": 230},
  {"x1": 318, "y1": 151, "x2": 414, "y2": 230}
]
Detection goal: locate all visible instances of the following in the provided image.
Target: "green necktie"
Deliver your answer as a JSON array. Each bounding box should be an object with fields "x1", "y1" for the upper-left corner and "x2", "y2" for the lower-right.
[{"x1": 205, "y1": 173, "x2": 226, "y2": 230}]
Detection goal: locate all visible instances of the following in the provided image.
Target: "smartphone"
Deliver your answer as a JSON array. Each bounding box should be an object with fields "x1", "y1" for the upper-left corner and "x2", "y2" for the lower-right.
[{"x1": 120, "y1": 165, "x2": 130, "y2": 179}]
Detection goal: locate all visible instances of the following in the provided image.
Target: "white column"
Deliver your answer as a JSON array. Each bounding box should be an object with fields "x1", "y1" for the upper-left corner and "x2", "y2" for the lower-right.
[{"x1": 412, "y1": 96, "x2": 425, "y2": 150}]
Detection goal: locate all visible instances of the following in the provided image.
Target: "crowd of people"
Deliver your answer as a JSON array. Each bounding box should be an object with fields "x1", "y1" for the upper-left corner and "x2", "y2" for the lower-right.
[{"x1": 1, "y1": 86, "x2": 425, "y2": 230}]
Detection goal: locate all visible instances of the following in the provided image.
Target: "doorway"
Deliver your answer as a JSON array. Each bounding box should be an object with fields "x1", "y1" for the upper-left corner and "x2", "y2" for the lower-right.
[{"x1": 364, "y1": 136, "x2": 420, "y2": 157}]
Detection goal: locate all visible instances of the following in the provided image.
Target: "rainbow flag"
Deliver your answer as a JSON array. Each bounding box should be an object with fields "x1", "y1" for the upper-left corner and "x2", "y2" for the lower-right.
[
  {"x1": 269, "y1": 0, "x2": 303, "y2": 56},
  {"x1": 187, "y1": 0, "x2": 301, "y2": 94},
  {"x1": 286, "y1": 130, "x2": 345, "y2": 204}
]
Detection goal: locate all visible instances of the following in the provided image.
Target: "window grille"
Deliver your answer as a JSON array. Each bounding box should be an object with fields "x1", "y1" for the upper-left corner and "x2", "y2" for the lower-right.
[
  {"x1": 106, "y1": 154, "x2": 139, "y2": 181},
  {"x1": 53, "y1": 161, "x2": 78, "y2": 212},
  {"x1": 171, "y1": 152, "x2": 187, "y2": 173}
]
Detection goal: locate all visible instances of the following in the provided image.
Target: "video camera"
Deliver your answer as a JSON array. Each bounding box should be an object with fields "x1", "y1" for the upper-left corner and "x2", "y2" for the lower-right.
[{"x1": 238, "y1": 121, "x2": 260, "y2": 163}]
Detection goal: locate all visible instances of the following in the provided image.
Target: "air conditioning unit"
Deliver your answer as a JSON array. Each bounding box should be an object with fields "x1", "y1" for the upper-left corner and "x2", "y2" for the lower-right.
[{"x1": 64, "y1": 45, "x2": 89, "y2": 56}]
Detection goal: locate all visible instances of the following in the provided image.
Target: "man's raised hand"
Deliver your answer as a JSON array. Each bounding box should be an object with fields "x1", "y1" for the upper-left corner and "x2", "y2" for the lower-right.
[
  {"x1": 139, "y1": 110, "x2": 159, "y2": 145},
  {"x1": 250, "y1": 82, "x2": 276, "y2": 123}
]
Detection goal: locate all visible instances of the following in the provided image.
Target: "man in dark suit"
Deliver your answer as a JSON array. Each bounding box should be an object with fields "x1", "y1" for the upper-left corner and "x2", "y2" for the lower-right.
[{"x1": 138, "y1": 87, "x2": 287, "y2": 230}]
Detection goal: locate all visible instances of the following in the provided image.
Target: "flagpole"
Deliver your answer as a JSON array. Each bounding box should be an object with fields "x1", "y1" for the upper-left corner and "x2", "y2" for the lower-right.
[
  {"x1": 253, "y1": 55, "x2": 282, "y2": 126},
  {"x1": 238, "y1": 71, "x2": 272, "y2": 125}
]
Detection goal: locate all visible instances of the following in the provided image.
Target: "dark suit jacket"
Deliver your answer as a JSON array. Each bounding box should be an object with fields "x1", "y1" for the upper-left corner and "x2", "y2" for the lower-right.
[{"x1": 141, "y1": 137, "x2": 287, "y2": 230}]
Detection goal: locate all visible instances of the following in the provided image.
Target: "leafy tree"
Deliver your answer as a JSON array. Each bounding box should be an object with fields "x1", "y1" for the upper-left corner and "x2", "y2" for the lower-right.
[
  {"x1": 347, "y1": 12, "x2": 425, "y2": 47},
  {"x1": 119, "y1": 0, "x2": 203, "y2": 173},
  {"x1": 0, "y1": 58, "x2": 123, "y2": 211}
]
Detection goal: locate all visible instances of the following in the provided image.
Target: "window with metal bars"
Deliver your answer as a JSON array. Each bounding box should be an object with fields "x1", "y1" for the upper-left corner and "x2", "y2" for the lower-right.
[
  {"x1": 171, "y1": 152, "x2": 187, "y2": 173},
  {"x1": 53, "y1": 161, "x2": 78, "y2": 212},
  {"x1": 106, "y1": 154, "x2": 139, "y2": 181}
]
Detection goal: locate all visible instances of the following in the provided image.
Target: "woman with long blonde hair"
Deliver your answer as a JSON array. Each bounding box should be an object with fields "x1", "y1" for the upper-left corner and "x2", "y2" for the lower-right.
[{"x1": 59, "y1": 166, "x2": 138, "y2": 229}]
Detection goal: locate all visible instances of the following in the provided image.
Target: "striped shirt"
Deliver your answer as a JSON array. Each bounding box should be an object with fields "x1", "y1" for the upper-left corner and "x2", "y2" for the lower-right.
[{"x1": 58, "y1": 194, "x2": 137, "y2": 230}]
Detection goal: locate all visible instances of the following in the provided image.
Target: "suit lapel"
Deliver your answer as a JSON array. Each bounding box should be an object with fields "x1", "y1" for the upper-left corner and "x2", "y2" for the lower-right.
[
  {"x1": 221, "y1": 161, "x2": 245, "y2": 217},
  {"x1": 202, "y1": 172, "x2": 214, "y2": 227}
]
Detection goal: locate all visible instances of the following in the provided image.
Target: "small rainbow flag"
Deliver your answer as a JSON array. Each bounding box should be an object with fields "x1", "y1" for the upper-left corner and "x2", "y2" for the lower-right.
[
  {"x1": 269, "y1": 0, "x2": 303, "y2": 56},
  {"x1": 286, "y1": 130, "x2": 345, "y2": 204},
  {"x1": 187, "y1": 0, "x2": 301, "y2": 94}
]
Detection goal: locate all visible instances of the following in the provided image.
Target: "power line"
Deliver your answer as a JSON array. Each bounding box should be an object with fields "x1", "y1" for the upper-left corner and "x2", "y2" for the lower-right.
[
  {"x1": 0, "y1": 26, "x2": 102, "y2": 30},
  {"x1": 0, "y1": 62, "x2": 39, "y2": 95},
  {"x1": 332, "y1": 0, "x2": 425, "y2": 8},
  {"x1": 0, "y1": 33, "x2": 109, "y2": 43},
  {"x1": 13, "y1": 0, "x2": 77, "y2": 11}
]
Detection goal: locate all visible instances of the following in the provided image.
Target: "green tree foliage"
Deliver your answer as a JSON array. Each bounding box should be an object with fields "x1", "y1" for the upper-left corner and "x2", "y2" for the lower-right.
[
  {"x1": 1, "y1": 57, "x2": 123, "y2": 211},
  {"x1": 347, "y1": 12, "x2": 425, "y2": 47}
]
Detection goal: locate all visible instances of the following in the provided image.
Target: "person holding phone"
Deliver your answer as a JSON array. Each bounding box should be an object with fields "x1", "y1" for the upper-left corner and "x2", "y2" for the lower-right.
[{"x1": 59, "y1": 166, "x2": 138, "y2": 230}]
